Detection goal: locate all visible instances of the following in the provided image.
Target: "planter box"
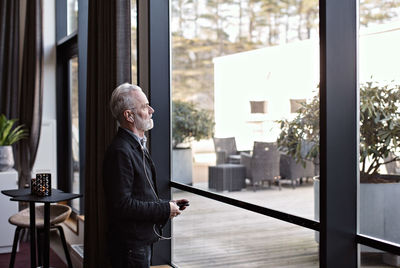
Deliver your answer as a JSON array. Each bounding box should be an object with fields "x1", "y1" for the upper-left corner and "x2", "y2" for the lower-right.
[
  {"x1": 172, "y1": 148, "x2": 193, "y2": 185},
  {"x1": 314, "y1": 177, "x2": 400, "y2": 250}
]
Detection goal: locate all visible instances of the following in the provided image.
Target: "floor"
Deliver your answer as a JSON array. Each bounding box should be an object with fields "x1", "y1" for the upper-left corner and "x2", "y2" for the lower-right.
[
  {"x1": 0, "y1": 240, "x2": 66, "y2": 268},
  {"x1": 171, "y1": 182, "x2": 394, "y2": 268}
]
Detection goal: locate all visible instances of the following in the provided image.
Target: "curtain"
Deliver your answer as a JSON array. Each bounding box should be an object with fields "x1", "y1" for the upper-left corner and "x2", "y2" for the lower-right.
[
  {"x1": 0, "y1": 0, "x2": 20, "y2": 120},
  {"x1": 84, "y1": 0, "x2": 131, "y2": 267},
  {"x1": 16, "y1": 0, "x2": 43, "y2": 189},
  {"x1": 0, "y1": 0, "x2": 43, "y2": 189}
]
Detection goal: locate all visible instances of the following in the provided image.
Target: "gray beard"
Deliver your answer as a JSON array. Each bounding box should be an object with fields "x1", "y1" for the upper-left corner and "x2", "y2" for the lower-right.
[{"x1": 136, "y1": 117, "x2": 154, "y2": 131}]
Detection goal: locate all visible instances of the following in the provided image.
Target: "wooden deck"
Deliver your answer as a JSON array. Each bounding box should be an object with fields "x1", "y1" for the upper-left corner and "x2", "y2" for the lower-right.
[
  {"x1": 171, "y1": 183, "x2": 393, "y2": 267},
  {"x1": 171, "y1": 183, "x2": 319, "y2": 267}
]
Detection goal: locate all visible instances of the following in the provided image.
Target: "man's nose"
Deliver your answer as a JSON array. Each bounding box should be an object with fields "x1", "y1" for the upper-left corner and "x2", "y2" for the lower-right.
[{"x1": 149, "y1": 106, "x2": 155, "y2": 114}]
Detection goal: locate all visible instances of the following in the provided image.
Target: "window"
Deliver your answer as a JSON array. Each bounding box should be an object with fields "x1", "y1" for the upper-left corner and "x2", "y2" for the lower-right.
[
  {"x1": 131, "y1": 0, "x2": 137, "y2": 84},
  {"x1": 67, "y1": 0, "x2": 78, "y2": 35},
  {"x1": 170, "y1": 0, "x2": 320, "y2": 266},
  {"x1": 69, "y1": 56, "x2": 80, "y2": 211},
  {"x1": 358, "y1": 2, "x2": 400, "y2": 265},
  {"x1": 56, "y1": 0, "x2": 87, "y2": 214}
]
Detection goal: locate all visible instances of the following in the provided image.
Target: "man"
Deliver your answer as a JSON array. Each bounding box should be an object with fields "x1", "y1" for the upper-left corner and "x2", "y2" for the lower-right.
[{"x1": 103, "y1": 83, "x2": 189, "y2": 268}]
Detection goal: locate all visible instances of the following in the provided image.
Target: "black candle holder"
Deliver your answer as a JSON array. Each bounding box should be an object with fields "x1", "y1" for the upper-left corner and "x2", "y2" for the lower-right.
[{"x1": 31, "y1": 173, "x2": 52, "y2": 196}]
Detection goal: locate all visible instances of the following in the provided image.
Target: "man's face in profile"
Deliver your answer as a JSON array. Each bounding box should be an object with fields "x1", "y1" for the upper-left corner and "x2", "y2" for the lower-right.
[{"x1": 132, "y1": 91, "x2": 155, "y2": 131}]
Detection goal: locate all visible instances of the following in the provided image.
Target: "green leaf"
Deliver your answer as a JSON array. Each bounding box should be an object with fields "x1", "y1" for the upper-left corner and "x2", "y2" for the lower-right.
[{"x1": 0, "y1": 114, "x2": 27, "y2": 146}]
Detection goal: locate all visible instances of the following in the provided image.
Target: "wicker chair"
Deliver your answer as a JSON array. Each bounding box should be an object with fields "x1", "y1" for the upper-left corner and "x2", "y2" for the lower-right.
[
  {"x1": 279, "y1": 154, "x2": 315, "y2": 188},
  {"x1": 240, "y1": 142, "x2": 281, "y2": 190},
  {"x1": 213, "y1": 137, "x2": 241, "y2": 164}
]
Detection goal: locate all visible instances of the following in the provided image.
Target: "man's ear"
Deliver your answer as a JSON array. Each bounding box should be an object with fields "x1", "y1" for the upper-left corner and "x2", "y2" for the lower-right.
[{"x1": 123, "y1": 110, "x2": 134, "y2": 123}]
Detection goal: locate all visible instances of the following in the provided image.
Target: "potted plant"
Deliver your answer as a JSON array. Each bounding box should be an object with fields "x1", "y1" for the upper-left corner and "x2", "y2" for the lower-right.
[
  {"x1": 277, "y1": 81, "x2": 400, "y2": 250},
  {"x1": 0, "y1": 114, "x2": 28, "y2": 171},
  {"x1": 277, "y1": 81, "x2": 400, "y2": 179},
  {"x1": 276, "y1": 91, "x2": 320, "y2": 169},
  {"x1": 172, "y1": 100, "x2": 214, "y2": 185}
]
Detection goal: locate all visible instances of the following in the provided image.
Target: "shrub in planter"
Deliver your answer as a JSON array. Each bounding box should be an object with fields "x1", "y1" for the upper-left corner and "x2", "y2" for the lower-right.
[
  {"x1": 276, "y1": 81, "x2": 400, "y2": 181},
  {"x1": 359, "y1": 81, "x2": 400, "y2": 181},
  {"x1": 172, "y1": 100, "x2": 214, "y2": 149},
  {"x1": 171, "y1": 101, "x2": 214, "y2": 184},
  {"x1": 276, "y1": 91, "x2": 319, "y2": 168}
]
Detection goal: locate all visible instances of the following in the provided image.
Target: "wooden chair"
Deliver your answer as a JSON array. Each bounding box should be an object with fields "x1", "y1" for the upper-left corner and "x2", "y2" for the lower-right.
[{"x1": 8, "y1": 204, "x2": 73, "y2": 268}]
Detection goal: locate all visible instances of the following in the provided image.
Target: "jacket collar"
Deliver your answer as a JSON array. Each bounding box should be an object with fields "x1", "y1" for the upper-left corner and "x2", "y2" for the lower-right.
[{"x1": 117, "y1": 127, "x2": 142, "y2": 150}]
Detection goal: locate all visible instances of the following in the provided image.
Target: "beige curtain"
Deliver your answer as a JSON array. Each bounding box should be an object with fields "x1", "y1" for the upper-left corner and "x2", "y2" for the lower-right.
[
  {"x1": 0, "y1": 0, "x2": 20, "y2": 119},
  {"x1": 0, "y1": 0, "x2": 43, "y2": 189},
  {"x1": 17, "y1": 0, "x2": 43, "y2": 189}
]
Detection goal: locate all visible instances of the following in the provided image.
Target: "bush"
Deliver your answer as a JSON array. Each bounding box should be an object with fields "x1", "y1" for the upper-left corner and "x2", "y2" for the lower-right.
[
  {"x1": 276, "y1": 81, "x2": 400, "y2": 177},
  {"x1": 172, "y1": 101, "x2": 214, "y2": 148}
]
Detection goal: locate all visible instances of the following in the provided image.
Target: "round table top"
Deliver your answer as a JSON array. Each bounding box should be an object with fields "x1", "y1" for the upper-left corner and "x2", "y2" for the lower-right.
[{"x1": 1, "y1": 188, "x2": 82, "y2": 203}]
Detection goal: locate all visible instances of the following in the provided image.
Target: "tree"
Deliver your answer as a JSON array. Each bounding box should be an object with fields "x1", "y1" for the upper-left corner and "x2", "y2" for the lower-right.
[{"x1": 360, "y1": 0, "x2": 400, "y2": 27}]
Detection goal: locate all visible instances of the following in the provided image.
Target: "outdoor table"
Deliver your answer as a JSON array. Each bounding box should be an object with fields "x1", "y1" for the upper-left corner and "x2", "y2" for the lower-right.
[
  {"x1": 208, "y1": 164, "x2": 246, "y2": 191},
  {"x1": 1, "y1": 188, "x2": 82, "y2": 268}
]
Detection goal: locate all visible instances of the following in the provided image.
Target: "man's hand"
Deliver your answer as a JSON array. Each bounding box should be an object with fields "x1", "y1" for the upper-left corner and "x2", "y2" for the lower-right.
[
  {"x1": 174, "y1": 199, "x2": 190, "y2": 210},
  {"x1": 169, "y1": 202, "x2": 181, "y2": 218}
]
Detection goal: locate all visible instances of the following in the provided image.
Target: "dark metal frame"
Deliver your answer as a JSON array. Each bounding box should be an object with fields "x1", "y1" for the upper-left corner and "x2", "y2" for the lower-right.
[
  {"x1": 171, "y1": 182, "x2": 319, "y2": 230},
  {"x1": 55, "y1": 0, "x2": 87, "y2": 214},
  {"x1": 137, "y1": 0, "x2": 172, "y2": 265},
  {"x1": 357, "y1": 234, "x2": 400, "y2": 256},
  {"x1": 55, "y1": 0, "x2": 400, "y2": 266},
  {"x1": 166, "y1": 1, "x2": 400, "y2": 267},
  {"x1": 319, "y1": 0, "x2": 358, "y2": 266}
]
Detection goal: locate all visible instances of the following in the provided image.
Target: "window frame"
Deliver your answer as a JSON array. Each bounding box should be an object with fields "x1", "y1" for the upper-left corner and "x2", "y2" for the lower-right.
[
  {"x1": 56, "y1": 0, "x2": 87, "y2": 214},
  {"x1": 54, "y1": 0, "x2": 400, "y2": 265},
  {"x1": 157, "y1": 0, "x2": 400, "y2": 266}
]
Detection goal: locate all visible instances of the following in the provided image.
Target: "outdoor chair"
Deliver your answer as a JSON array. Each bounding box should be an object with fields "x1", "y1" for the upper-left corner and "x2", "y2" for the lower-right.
[
  {"x1": 279, "y1": 154, "x2": 315, "y2": 188},
  {"x1": 213, "y1": 137, "x2": 242, "y2": 164},
  {"x1": 240, "y1": 141, "x2": 281, "y2": 191}
]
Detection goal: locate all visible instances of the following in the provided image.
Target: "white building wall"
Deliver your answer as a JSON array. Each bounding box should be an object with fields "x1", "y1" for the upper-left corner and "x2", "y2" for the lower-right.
[
  {"x1": 213, "y1": 23, "x2": 400, "y2": 150},
  {"x1": 213, "y1": 40, "x2": 319, "y2": 150}
]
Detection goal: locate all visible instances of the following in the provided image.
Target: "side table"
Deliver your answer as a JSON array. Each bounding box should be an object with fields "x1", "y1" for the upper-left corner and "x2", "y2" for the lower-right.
[
  {"x1": 208, "y1": 164, "x2": 246, "y2": 191},
  {"x1": 1, "y1": 188, "x2": 82, "y2": 268}
]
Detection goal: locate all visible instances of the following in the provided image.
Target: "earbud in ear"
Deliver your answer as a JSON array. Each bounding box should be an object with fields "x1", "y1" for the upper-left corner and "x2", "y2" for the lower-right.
[{"x1": 129, "y1": 116, "x2": 134, "y2": 122}]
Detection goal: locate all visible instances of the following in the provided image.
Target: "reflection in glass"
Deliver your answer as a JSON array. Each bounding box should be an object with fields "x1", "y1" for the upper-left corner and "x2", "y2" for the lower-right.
[
  {"x1": 67, "y1": 0, "x2": 78, "y2": 35},
  {"x1": 69, "y1": 57, "x2": 80, "y2": 211},
  {"x1": 131, "y1": 0, "x2": 137, "y2": 84},
  {"x1": 172, "y1": 192, "x2": 319, "y2": 267},
  {"x1": 358, "y1": 1, "x2": 400, "y2": 246},
  {"x1": 171, "y1": 0, "x2": 320, "y2": 220}
]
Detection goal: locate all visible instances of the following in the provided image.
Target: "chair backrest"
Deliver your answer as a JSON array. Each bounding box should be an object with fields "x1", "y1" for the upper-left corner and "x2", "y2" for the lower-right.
[
  {"x1": 251, "y1": 142, "x2": 280, "y2": 182},
  {"x1": 213, "y1": 137, "x2": 237, "y2": 156},
  {"x1": 280, "y1": 153, "x2": 315, "y2": 179},
  {"x1": 252, "y1": 141, "x2": 277, "y2": 155}
]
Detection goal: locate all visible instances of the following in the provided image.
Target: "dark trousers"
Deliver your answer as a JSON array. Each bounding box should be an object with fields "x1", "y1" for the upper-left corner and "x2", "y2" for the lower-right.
[{"x1": 109, "y1": 243, "x2": 152, "y2": 268}]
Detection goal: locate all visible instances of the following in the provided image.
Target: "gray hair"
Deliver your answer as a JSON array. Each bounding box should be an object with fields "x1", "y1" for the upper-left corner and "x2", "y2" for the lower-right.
[{"x1": 110, "y1": 83, "x2": 142, "y2": 122}]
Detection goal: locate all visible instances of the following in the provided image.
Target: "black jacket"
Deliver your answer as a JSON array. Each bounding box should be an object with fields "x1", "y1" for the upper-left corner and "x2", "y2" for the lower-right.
[{"x1": 103, "y1": 128, "x2": 170, "y2": 246}]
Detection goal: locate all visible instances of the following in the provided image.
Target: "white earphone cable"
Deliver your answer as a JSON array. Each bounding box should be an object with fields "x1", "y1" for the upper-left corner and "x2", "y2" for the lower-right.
[{"x1": 142, "y1": 147, "x2": 172, "y2": 240}]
